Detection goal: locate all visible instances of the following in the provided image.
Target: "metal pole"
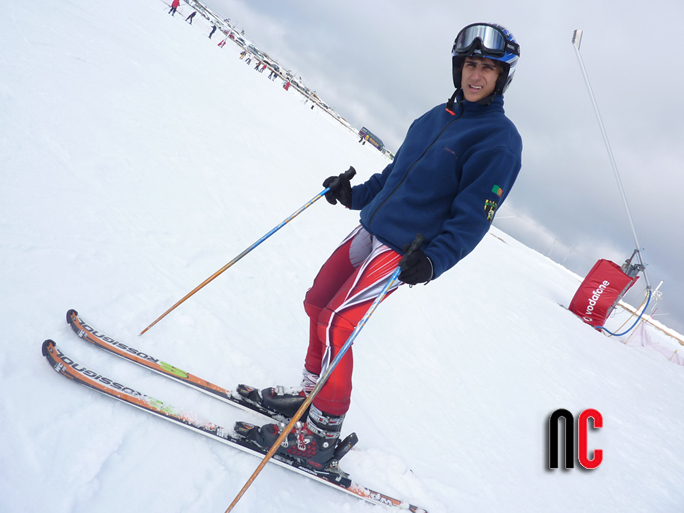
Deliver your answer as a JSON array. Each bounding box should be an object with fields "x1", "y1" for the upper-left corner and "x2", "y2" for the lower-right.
[
  {"x1": 140, "y1": 168, "x2": 356, "y2": 335},
  {"x1": 224, "y1": 234, "x2": 425, "y2": 512},
  {"x1": 224, "y1": 269, "x2": 398, "y2": 513},
  {"x1": 571, "y1": 30, "x2": 651, "y2": 289}
]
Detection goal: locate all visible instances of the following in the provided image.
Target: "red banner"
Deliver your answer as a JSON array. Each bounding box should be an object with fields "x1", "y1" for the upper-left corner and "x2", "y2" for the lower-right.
[{"x1": 569, "y1": 259, "x2": 638, "y2": 328}]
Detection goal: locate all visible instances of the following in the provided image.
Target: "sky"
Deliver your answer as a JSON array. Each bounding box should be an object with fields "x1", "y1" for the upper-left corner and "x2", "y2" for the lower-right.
[
  {"x1": 204, "y1": 0, "x2": 684, "y2": 332},
  {"x1": 2, "y1": 1, "x2": 684, "y2": 510}
]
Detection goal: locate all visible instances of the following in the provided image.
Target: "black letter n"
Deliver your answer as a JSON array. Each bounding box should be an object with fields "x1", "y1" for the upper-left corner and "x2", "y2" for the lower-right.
[{"x1": 549, "y1": 409, "x2": 574, "y2": 469}]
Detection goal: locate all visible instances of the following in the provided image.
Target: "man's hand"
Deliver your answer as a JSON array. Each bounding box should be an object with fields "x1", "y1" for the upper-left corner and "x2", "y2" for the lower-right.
[
  {"x1": 323, "y1": 167, "x2": 355, "y2": 208},
  {"x1": 399, "y1": 247, "x2": 433, "y2": 285}
]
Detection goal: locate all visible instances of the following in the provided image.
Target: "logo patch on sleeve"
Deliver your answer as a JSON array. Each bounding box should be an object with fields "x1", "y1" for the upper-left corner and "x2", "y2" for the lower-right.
[
  {"x1": 492, "y1": 185, "x2": 503, "y2": 197},
  {"x1": 484, "y1": 199, "x2": 498, "y2": 223}
]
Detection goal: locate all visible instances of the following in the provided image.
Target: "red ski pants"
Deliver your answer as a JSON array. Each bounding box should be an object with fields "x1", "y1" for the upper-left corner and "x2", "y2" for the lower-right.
[{"x1": 303, "y1": 225, "x2": 402, "y2": 416}]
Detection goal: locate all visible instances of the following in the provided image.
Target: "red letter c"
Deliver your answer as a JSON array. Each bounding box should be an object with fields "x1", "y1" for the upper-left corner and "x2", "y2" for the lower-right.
[{"x1": 578, "y1": 408, "x2": 603, "y2": 469}]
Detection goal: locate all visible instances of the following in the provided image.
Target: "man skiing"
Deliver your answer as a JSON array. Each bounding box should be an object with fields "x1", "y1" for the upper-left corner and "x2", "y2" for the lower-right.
[
  {"x1": 168, "y1": 0, "x2": 180, "y2": 16},
  {"x1": 236, "y1": 23, "x2": 523, "y2": 469}
]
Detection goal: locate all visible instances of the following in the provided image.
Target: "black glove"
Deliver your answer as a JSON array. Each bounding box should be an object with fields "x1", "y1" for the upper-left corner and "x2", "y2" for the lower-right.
[
  {"x1": 323, "y1": 168, "x2": 355, "y2": 208},
  {"x1": 399, "y1": 247, "x2": 433, "y2": 285}
]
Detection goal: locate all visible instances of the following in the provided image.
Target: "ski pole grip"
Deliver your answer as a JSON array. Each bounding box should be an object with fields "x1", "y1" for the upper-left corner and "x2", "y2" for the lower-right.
[
  {"x1": 342, "y1": 166, "x2": 356, "y2": 181},
  {"x1": 403, "y1": 233, "x2": 425, "y2": 259},
  {"x1": 324, "y1": 166, "x2": 356, "y2": 195}
]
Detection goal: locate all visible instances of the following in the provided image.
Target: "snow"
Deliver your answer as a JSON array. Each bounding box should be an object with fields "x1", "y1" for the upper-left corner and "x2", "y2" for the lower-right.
[{"x1": 2, "y1": 1, "x2": 684, "y2": 512}]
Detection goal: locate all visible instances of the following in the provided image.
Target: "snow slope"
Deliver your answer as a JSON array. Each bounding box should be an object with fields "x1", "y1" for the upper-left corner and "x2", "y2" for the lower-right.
[{"x1": 2, "y1": 1, "x2": 684, "y2": 512}]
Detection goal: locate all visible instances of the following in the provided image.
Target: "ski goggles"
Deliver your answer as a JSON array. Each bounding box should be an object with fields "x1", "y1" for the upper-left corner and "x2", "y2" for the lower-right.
[{"x1": 452, "y1": 23, "x2": 519, "y2": 59}]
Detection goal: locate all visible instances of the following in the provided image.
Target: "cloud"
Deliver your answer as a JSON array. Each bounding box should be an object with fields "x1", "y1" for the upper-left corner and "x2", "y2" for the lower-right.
[{"x1": 206, "y1": 0, "x2": 684, "y2": 334}]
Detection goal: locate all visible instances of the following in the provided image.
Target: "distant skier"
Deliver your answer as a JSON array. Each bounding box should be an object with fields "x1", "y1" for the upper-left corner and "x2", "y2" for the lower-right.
[
  {"x1": 186, "y1": 11, "x2": 196, "y2": 24},
  {"x1": 168, "y1": 0, "x2": 180, "y2": 16},
  {"x1": 208, "y1": 25, "x2": 217, "y2": 39},
  {"x1": 239, "y1": 50, "x2": 246, "y2": 60},
  {"x1": 236, "y1": 23, "x2": 523, "y2": 470}
]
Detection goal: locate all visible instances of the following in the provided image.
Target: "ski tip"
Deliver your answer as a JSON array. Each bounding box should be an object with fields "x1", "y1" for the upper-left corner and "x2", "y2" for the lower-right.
[
  {"x1": 66, "y1": 309, "x2": 78, "y2": 324},
  {"x1": 42, "y1": 339, "x2": 56, "y2": 357}
]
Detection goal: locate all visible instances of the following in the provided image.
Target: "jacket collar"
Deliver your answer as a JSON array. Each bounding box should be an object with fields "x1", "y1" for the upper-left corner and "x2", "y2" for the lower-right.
[{"x1": 446, "y1": 89, "x2": 504, "y2": 116}]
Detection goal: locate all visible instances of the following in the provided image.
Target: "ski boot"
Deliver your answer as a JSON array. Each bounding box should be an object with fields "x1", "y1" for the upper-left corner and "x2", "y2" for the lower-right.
[
  {"x1": 234, "y1": 405, "x2": 356, "y2": 471},
  {"x1": 234, "y1": 368, "x2": 319, "y2": 419}
]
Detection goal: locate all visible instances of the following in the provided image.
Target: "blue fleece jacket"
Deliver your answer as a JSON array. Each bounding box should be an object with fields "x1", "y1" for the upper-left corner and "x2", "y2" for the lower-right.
[{"x1": 351, "y1": 95, "x2": 522, "y2": 279}]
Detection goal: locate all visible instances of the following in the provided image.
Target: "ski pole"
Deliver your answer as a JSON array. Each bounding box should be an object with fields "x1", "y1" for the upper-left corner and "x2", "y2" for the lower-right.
[
  {"x1": 224, "y1": 233, "x2": 425, "y2": 513},
  {"x1": 140, "y1": 167, "x2": 356, "y2": 336}
]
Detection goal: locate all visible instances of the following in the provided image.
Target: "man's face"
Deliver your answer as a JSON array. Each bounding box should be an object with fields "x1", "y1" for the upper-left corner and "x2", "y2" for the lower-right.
[{"x1": 461, "y1": 57, "x2": 500, "y2": 102}]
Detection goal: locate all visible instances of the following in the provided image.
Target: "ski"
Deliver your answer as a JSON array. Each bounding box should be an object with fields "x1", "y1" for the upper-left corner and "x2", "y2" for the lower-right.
[
  {"x1": 42, "y1": 340, "x2": 427, "y2": 512},
  {"x1": 66, "y1": 309, "x2": 288, "y2": 422}
]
